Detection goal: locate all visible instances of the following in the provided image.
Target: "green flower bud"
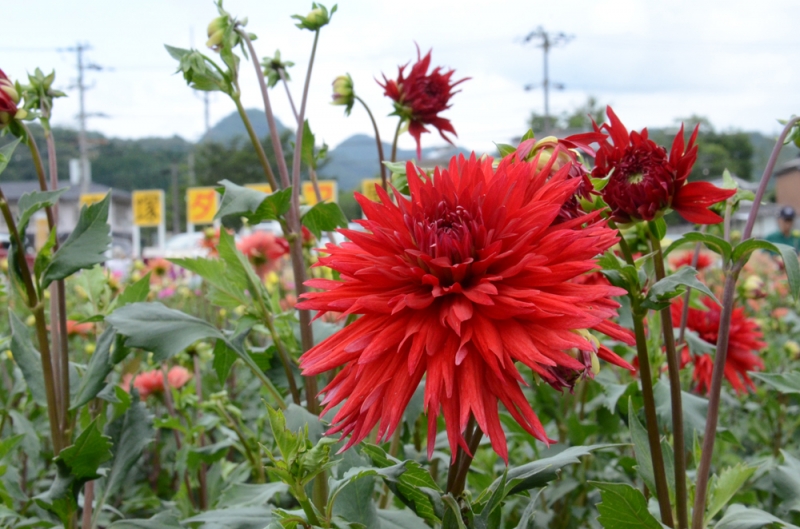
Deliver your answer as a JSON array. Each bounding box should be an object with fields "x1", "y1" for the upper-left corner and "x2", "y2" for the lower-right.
[
  {"x1": 292, "y1": 3, "x2": 337, "y2": 31},
  {"x1": 331, "y1": 74, "x2": 354, "y2": 115}
]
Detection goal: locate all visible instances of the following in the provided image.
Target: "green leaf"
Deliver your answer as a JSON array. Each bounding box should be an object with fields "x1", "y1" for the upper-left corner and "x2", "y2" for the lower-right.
[
  {"x1": 774, "y1": 243, "x2": 800, "y2": 301},
  {"x1": 169, "y1": 256, "x2": 248, "y2": 308},
  {"x1": 773, "y1": 451, "x2": 800, "y2": 513},
  {"x1": 649, "y1": 219, "x2": 667, "y2": 241},
  {"x1": 301, "y1": 201, "x2": 348, "y2": 239},
  {"x1": 301, "y1": 119, "x2": 317, "y2": 170},
  {"x1": 16, "y1": 188, "x2": 68, "y2": 233},
  {"x1": 217, "y1": 482, "x2": 289, "y2": 508},
  {"x1": 182, "y1": 507, "x2": 275, "y2": 528},
  {"x1": 495, "y1": 143, "x2": 517, "y2": 157},
  {"x1": 514, "y1": 489, "x2": 543, "y2": 528},
  {"x1": 628, "y1": 399, "x2": 657, "y2": 498},
  {"x1": 41, "y1": 193, "x2": 111, "y2": 287},
  {"x1": 116, "y1": 271, "x2": 152, "y2": 307},
  {"x1": 663, "y1": 232, "x2": 732, "y2": 262},
  {"x1": 55, "y1": 418, "x2": 113, "y2": 480},
  {"x1": 71, "y1": 327, "x2": 127, "y2": 409},
  {"x1": 99, "y1": 394, "x2": 154, "y2": 505},
  {"x1": 715, "y1": 504, "x2": 800, "y2": 529},
  {"x1": 442, "y1": 494, "x2": 468, "y2": 529},
  {"x1": 0, "y1": 138, "x2": 21, "y2": 175},
  {"x1": 750, "y1": 371, "x2": 800, "y2": 394},
  {"x1": 706, "y1": 464, "x2": 757, "y2": 524},
  {"x1": 33, "y1": 228, "x2": 57, "y2": 283},
  {"x1": 732, "y1": 238, "x2": 781, "y2": 263},
  {"x1": 0, "y1": 434, "x2": 24, "y2": 461},
  {"x1": 107, "y1": 302, "x2": 223, "y2": 361},
  {"x1": 592, "y1": 482, "x2": 664, "y2": 529},
  {"x1": 9, "y1": 311, "x2": 47, "y2": 406},
  {"x1": 212, "y1": 338, "x2": 238, "y2": 383},
  {"x1": 642, "y1": 266, "x2": 717, "y2": 310},
  {"x1": 654, "y1": 379, "x2": 707, "y2": 445},
  {"x1": 377, "y1": 509, "x2": 430, "y2": 529},
  {"x1": 215, "y1": 179, "x2": 292, "y2": 223},
  {"x1": 107, "y1": 510, "x2": 182, "y2": 528}
]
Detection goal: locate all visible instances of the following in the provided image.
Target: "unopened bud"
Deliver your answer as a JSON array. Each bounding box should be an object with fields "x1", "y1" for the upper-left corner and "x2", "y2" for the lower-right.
[
  {"x1": 784, "y1": 340, "x2": 800, "y2": 357},
  {"x1": 743, "y1": 275, "x2": 765, "y2": 299},
  {"x1": 590, "y1": 351, "x2": 601, "y2": 376},
  {"x1": 331, "y1": 74, "x2": 354, "y2": 115}
]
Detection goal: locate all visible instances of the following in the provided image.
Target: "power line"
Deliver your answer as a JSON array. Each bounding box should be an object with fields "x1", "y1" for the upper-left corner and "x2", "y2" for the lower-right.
[{"x1": 522, "y1": 27, "x2": 573, "y2": 135}]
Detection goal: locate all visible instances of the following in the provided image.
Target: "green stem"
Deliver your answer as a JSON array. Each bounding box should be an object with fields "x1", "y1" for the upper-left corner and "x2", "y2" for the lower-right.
[
  {"x1": 648, "y1": 227, "x2": 688, "y2": 529},
  {"x1": 0, "y1": 189, "x2": 64, "y2": 454},
  {"x1": 354, "y1": 95, "x2": 388, "y2": 189},
  {"x1": 217, "y1": 401, "x2": 265, "y2": 483},
  {"x1": 390, "y1": 118, "x2": 403, "y2": 163},
  {"x1": 262, "y1": 315, "x2": 301, "y2": 406},
  {"x1": 631, "y1": 310, "x2": 675, "y2": 528},
  {"x1": 232, "y1": 96, "x2": 279, "y2": 191},
  {"x1": 296, "y1": 488, "x2": 322, "y2": 527}
]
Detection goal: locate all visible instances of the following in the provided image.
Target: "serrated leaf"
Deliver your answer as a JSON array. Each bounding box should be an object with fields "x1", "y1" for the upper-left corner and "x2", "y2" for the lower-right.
[
  {"x1": 642, "y1": 267, "x2": 717, "y2": 310},
  {"x1": 106, "y1": 302, "x2": 223, "y2": 361},
  {"x1": 116, "y1": 271, "x2": 151, "y2": 307},
  {"x1": 715, "y1": 504, "x2": 800, "y2": 529},
  {"x1": 706, "y1": 464, "x2": 757, "y2": 524},
  {"x1": 750, "y1": 371, "x2": 800, "y2": 394},
  {"x1": 774, "y1": 243, "x2": 800, "y2": 301},
  {"x1": 212, "y1": 338, "x2": 238, "y2": 383},
  {"x1": 215, "y1": 179, "x2": 292, "y2": 223},
  {"x1": 169, "y1": 256, "x2": 247, "y2": 308},
  {"x1": 55, "y1": 419, "x2": 112, "y2": 480},
  {"x1": 41, "y1": 193, "x2": 111, "y2": 287},
  {"x1": 0, "y1": 138, "x2": 21, "y2": 175},
  {"x1": 9, "y1": 311, "x2": 47, "y2": 406},
  {"x1": 301, "y1": 201, "x2": 348, "y2": 239},
  {"x1": 592, "y1": 482, "x2": 663, "y2": 529},
  {"x1": 71, "y1": 327, "x2": 126, "y2": 409},
  {"x1": 17, "y1": 188, "x2": 68, "y2": 233}
]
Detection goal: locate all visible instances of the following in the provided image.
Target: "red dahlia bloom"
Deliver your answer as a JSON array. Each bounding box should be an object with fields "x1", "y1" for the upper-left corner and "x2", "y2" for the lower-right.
[
  {"x1": 668, "y1": 250, "x2": 715, "y2": 271},
  {"x1": 378, "y1": 47, "x2": 468, "y2": 160},
  {"x1": 593, "y1": 107, "x2": 735, "y2": 224},
  {"x1": 237, "y1": 231, "x2": 290, "y2": 277},
  {"x1": 297, "y1": 154, "x2": 635, "y2": 462},
  {"x1": 671, "y1": 297, "x2": 765, "y2": 394},
  {"x1": 0, "y1": 69, "x2": 23, "y2": 129}
]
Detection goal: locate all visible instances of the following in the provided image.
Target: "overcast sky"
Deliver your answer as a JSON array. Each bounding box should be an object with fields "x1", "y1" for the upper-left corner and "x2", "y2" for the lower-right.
[{"x1": 3, "y1": 0, "x2": 799, "y2": 155}]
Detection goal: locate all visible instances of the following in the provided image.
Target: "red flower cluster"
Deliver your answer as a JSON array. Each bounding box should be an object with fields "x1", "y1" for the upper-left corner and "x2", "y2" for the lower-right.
[
  {"x1": 0, "y1": 69, "x2": 23, "y2": 129},
  {"x1": 668, "y1": 250, "x2": 715, "y2": 272},
  {"x1": 378, "y1": 47, "x2": 468, "y2": 159},
  {"x1": 66, "y1": 320, "x2": 94, "y2": 338},
  {"x1": 237, "y1": 231, "x2": 290, "y2": 277},
  {"x1": 298, "y1": 154, "x2": 634, "y2": 462},
  {"x1": 593, "y1": 107, "x2": 735, "y2": 224},
  {"x1": 671, "y1": 297, "x2": 765, "y2": 394},
  {"x1": 122, "y1": 366, "x2": 192, "y2": 399}
]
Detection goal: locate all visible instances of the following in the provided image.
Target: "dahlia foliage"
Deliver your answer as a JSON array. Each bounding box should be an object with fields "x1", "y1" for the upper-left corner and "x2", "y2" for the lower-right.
[
  {"x1": 671, "y1": 297, "x2": 766, "y2": 394},
  {"x1": 298, "y1": 153, "x2": 635, "y2": 461},
  {"x1": 593, "y1": 107, "x2": 735, "y2": 224},
  {"x1": 378, "y1": 48, "x2": 468, "y2": 159}
]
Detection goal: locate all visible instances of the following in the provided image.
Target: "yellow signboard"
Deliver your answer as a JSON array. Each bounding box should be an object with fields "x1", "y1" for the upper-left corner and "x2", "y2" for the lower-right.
[
  {"x1": 245, "y1": 183, "x2": 273, "y2": 194},
  {"x1": 302, "y1": 180, "x2": 338, "y2": 206},
  {"x1": 79, "y1": 192, "x2": 107, "y2": 208},
  {"x1": 186, "y1": 187, "x2": 218, "y2": 225},
  {"x1": 361, "y1": 179, "x2": 382, "y2": 203},
  {"x1": 132, "y1": 190, "x2": 164, "y2": 227}
]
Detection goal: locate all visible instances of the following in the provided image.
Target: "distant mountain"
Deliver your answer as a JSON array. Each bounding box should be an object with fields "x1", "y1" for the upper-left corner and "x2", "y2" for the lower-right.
[
  {"x1": 202, "y1": 108, "x2": 290, "y2": 144},
  {"x1": 317, "y1": 133, "x2": 471, "y2": 191}
]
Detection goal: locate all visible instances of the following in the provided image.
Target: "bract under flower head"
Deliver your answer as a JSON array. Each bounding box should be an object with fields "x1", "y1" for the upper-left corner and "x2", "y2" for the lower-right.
[
  {"x1": 298, "y1": 153, "x2": 635, "y2": 462},
  {"x1": 671, "y1": 296, "x2": 765, "y2": 394},
  {"x1": 0, "y1": 69, "x2": 26, "y2": 129},
  {"x1": 593, "y1": 106, "x2": 735, "y2": 225},
  {"x1": 378, "y1": 47, "x2": 468, "y2": 159}
]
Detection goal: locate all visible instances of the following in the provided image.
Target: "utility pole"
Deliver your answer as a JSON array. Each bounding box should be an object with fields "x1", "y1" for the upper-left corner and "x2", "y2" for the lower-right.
[
  {"x1": 62, "y1": 43, "x2": 106, "y2": 194},
  {"x1": 523, "y1": 27, "x2": 572, "y2": 135}
]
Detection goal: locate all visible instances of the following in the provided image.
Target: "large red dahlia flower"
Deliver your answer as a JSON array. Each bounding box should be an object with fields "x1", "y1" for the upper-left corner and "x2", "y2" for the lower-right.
[
  {"x1": 298, "y1": 154, "x2": 635, "y2": 462},
  {"x1": 593, "y1": 106, "x2": 735, "y2": 225},
  {"x1": 378, "y1": 47, "x2": 468, "y2": 160},
  {"x1": 671, "y1": 297, "x2": 765, "y2": 394}
]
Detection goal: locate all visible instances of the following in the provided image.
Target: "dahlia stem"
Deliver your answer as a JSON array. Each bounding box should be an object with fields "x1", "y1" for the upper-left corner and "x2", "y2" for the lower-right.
[
  {"x1": 24, "y1": 125, "x2": 71, "y2": 441},
  {"x1": 232, "y1": 94, "x2": 279, "y2": 191},
  {"x1": 0, "y1": 187, "x2": 64, "y2": 454},
  {"x1": 612, "y1": 223, "x2": 674, "y2": 528},
  {"x1": 278, "y1": 69, "x2": 299, "y2": 124},
  {"x1": 648, "y1": 227, "x2": 688, "y2": 529},
  {"x1": 445, "y1": 416, "x2": 483, "y2": 497},
  {"x1": 691, "y1": 115, "x2": 800, "y2": 529},
  {"x1": 354, "y1": 95, "x2": 388, "y2": 189},
  {"x1": 391, "y1": 118, "x2": 404, "y2": 163},
  {"x1": 631, "y1": 309, "x2": 675, "y2": 528},
  {"x1": 262, "y1": 314, "x2": 301, "y2": 405}
]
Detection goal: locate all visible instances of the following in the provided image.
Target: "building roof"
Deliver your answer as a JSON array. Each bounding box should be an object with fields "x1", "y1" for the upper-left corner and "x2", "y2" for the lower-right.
[
  {"x1": 1, "y1": 181, "x2": 131, "y2": 203},
  {"x1": 776, "y1": 157, "x2": 800, "y2": 177}
]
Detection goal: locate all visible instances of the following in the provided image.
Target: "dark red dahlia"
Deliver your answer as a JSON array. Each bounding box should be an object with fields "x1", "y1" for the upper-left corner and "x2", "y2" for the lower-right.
[
  {"x1": 671, "y1": 297, "x2": 765, "y2": 394},
  {"x1": 378, "y1": 47, "x2": 468, "y2": 159},
  {"x1": 593, "y1": 106, "x2": 735, "y2": 224},
  {"x1": 297, "y1": 154, "x2": 635, "y2": 462},
  {"x1": 0, "y1": 69, "x2": 23, "y2": 129}
]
